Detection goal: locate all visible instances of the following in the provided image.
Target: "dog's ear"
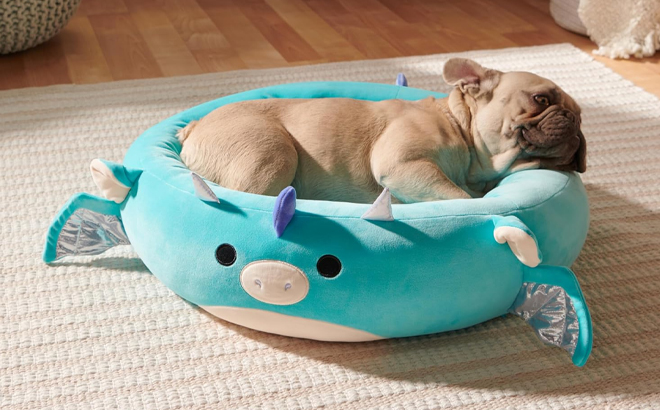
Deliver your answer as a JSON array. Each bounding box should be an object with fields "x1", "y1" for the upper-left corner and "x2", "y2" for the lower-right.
[
  {"x1": 574, "y1": 129, "x2": 587, "y2": 173},
  {"x1": 442, "y1": 58, "x2": 501, "y2": 98},
  {"x1": 545, "y1": 129, "x2": 587, "y2": 173}
]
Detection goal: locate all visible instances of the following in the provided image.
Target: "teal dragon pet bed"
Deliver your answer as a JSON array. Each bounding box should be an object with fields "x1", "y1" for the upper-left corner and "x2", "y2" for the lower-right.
[{"x1": 43, "y1": 75, "x2": 593, "y2": 367}]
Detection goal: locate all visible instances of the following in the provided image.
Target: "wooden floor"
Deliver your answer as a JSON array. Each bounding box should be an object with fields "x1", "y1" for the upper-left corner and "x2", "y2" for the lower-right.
[{"x1": 1, "y1": 0, "x2": 659, "y2": 96}]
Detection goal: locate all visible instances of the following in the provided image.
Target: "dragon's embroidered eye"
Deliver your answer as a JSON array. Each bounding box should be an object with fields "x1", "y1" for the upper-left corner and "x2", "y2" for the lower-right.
[
  {"x1": 215, "y1": 244, "x2": 236, "y2": 266},
  {"x1": 317, "y1": 255, "x2": 342, "y2": 278}
]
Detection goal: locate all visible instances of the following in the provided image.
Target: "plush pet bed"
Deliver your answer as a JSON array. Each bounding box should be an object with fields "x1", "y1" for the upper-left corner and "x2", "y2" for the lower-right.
[{"x1": 43, "y1": 80, "x2": 593, "y2": 366}]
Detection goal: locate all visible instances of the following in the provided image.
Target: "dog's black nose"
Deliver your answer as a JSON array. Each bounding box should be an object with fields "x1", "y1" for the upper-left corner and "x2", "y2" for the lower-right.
[{"x1": 535, "y1": 110, "x2": 578, "y2": 147}]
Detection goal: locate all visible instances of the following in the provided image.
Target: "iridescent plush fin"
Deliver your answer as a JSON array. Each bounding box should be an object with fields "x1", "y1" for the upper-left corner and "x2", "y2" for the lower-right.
[
  {"x1": 509, "y1": 265, "x2": 593, "y2": 367},
  {"x1": 43, "y1": 193, "x2": 130, "y2": 263}
]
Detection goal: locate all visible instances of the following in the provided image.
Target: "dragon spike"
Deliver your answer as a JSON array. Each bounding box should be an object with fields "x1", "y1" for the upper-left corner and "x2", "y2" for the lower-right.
[
  {"x1": 273, "y1": 186, "x2": 296, "y2": 237},
  {"x1": 191, "y1": 173, "x2": 220, "y2": 204},
  {"x1": 396, "y1": 73, "x2": 408, "y2": 87},
  {"x1": 362, "y1": 188, "x2": 394, "y2": 221}
]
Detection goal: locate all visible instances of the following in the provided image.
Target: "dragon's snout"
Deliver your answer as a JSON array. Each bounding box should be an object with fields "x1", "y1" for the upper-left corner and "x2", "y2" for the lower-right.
[{"x1": 240, "y1": 260, "x2": 309, "y2": 305}]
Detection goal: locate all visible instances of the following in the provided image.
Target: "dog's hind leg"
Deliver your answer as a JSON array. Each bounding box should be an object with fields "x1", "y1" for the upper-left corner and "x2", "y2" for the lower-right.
[
  {"x1": 177, "y1": 121, "x2": 198, "y2": 143},
  {"x1": 242, "y1": 134, "x2": 299, "y2": 197},
  {"x1": 180, "y1": 116, "x2": 299, "y2": 197}
]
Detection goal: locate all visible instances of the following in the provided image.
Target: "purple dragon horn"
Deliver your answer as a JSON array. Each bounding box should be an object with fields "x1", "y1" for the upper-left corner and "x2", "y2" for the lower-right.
[
  {"x1": 273, "y1": 186, "x2": 296, "y2": 237},
  {"x1": 396, "y1": 73, "x2": 408, "y2": 87}
]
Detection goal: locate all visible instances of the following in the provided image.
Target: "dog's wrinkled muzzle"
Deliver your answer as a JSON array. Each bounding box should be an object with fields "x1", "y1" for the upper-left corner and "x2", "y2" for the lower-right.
[{"x1": 522, "y1": 109, "x2": 579, "y2": 148}]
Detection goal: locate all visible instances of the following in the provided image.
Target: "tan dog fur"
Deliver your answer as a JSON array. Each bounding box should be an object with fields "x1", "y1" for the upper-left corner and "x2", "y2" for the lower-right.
[{"x1": 179, "y1": 59, "x2": 586, "y2": 203}]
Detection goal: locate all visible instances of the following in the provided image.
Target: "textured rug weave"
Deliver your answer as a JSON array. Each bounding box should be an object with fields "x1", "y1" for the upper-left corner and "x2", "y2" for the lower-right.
[{"x1": 2, "y1": 44, "x2": 660, "y2": 409}]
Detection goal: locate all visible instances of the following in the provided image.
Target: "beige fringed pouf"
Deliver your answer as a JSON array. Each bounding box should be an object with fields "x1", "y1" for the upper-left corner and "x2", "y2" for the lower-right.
[
  {"x1": 0, "y1": 0, "x2": 81, "y2": 54},
  {"x1": 550, "y1": 0, "x2": 660, "y2": 58}
]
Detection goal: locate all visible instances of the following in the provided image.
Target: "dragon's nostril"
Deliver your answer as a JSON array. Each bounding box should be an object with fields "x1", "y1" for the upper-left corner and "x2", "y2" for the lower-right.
[
  {"x1": 284, "y1": 283, "x2": 292, "y2": 291},
  {"x1": 254, "y1": 279, "x2": 262, "y2": 288}
]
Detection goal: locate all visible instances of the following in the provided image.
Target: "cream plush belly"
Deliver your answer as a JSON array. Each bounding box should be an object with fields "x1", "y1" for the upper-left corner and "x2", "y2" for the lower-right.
[{"x1": 201, "y1": 306, "x2": 382, "y2": 342}]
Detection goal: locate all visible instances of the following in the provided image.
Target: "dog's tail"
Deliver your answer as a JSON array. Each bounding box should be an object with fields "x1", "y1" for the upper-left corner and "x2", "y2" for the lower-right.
[{"x1": 177, "y1": 120, "x2": 199, "y2": 144}]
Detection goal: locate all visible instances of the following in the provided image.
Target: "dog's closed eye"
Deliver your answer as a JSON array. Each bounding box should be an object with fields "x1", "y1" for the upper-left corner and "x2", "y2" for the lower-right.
[{"x1": 533, "y1": 94, "x2": 551, "y2": 106}]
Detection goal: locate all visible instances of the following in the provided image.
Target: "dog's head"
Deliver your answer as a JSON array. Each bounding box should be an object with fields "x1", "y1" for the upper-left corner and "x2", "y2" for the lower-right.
[{"x1": 443, "y1": 58, "x2": 586, "y2": 174}]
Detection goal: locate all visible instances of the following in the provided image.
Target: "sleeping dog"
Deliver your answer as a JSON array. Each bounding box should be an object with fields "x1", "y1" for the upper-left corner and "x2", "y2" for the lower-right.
[{"x1": 178, "y1": 58, "x2": 586, "y2": 203}]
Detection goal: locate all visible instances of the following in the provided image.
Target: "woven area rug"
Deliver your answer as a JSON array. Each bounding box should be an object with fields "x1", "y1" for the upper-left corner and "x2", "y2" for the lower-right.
[{"x1": 2, "y1": 44, "x2": 660, "y2": 409}]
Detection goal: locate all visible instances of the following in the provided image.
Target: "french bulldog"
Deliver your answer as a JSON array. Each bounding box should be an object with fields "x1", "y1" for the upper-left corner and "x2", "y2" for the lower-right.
[{"x1": 178, "y1": 58, "x2": 586, "y2": 203}]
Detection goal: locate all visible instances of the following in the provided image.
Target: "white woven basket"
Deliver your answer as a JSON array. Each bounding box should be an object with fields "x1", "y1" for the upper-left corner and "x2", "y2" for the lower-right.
[{"x1": 0, "y1": 0, "x2": 81, "y2": 54}]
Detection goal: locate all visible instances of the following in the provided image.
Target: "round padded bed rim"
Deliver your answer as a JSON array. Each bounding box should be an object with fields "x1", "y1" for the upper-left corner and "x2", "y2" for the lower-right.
[{"x1": 124, "y1": 81, "x2": 585, "y2": 221}]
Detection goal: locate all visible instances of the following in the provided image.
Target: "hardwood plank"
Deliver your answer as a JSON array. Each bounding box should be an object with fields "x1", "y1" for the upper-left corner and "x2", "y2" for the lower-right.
[
  {"x1": 78, "y1": 0, "x2": 128, "y2": 16},
  {"x1": 408, "y1": 0, "x2": 489, "y2": 38},
  {"x1": 236, "y1": 0, "x2": 321, "y2": 63},
  {"x1": 456, "y1": 0, "x2": 537, "y2": 35},
  {"x1": 264, "y1": 0, "x2": 364, "y2": 62},
  {"x1": 522, "y1": 0, "x2": 552, "y2": 14},
  {"x1": 286, "y1": 59, "x2": 330, "y2": 66},
  {"x1": 130, "y1": 0, "x2": 247, "y2": 72},
  {"x1": 190, "y1": 50, "x2": 248, "y2": 72},
  {"x1": 0, "y1": 54, "x2": 30, "y2": 90},
  {"x1": 404, "y1": 0, "x2": 498, "y2": 51},
  {"x1": 88, "y1": 13, "x2": 164, "y2": 81},
  {"x1": 376, "y1": 0, "x2": 431, "y2": 24},
  {"x1": 122, "y1": 0, "x2": 163, "y2": 12},
  {"x1": 58, "y1": 16, "x2": 113, "y2": 84},
  {"x1": 504, "y1": 0, "x2": 590, "y2": 45},
  {"x1": 160, "y1": 0, "x2": 232, "y2": 52},
  {"x1": 131, "y1": 11, "x2": 204, "y2": 76},
  {"x1": 642, "y1": 57, "x2": 660, "y2": 75},
  {"x1": 22, "y1": 35, "x2": 72, "y2": 88},
  {"x1": 504, "y1": 30, "x2": 563, "y2": 47},
  {"x1": 504, "y1": 23, "x2": 590, "y2": 49},
  {"x1": 0, "y1": 0, "x2": 658, "y2": 98},
  {"x1": 385, "y1": 0, "x2": 510, "y2": 52},
  {"x1": 304, "y1": 0, "x2": 402, "y2": 58},
  {"x1": 201, "y1": 2, "x2": 288, "y2": 68},
  {"x1": 338, "y1": 0, "x2": 446, "y2": 56},
  {"x1": 474, "y1": 34, "x2": 521, "y2": 51}
]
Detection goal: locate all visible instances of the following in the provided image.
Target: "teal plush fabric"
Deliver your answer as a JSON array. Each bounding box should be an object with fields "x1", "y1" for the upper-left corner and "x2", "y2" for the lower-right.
[{"x1": 44, "y1": 81, "x2": 592, "y2": 365}]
